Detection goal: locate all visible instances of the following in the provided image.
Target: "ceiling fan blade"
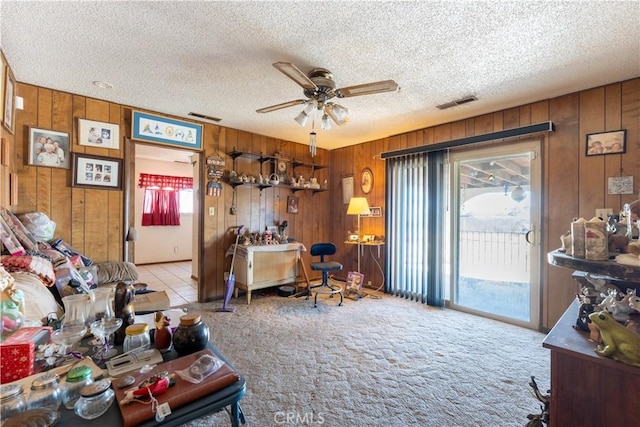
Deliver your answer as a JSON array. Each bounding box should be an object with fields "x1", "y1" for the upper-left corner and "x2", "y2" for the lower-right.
[
  {"x1": 336, "y1": 80, "x2": 399, "y2": 98},
  {"x1": 273, "y1": 62, "x2": 317, "y2": 90},
  {"x1": 256, "y1": 99, "x2": 306, "y2": 114},
  {"x1": 325, "y1": 104, "x2": 349, "y2": 126}
]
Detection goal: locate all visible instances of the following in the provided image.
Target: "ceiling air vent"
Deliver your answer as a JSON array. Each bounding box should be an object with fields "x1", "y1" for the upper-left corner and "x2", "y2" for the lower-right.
[
  {"x1": 188, "y1": 112, "x2": 222, "y2": 122},
  {"x1": 436, "y1": 95, "x2": 478, "y2": 110}
]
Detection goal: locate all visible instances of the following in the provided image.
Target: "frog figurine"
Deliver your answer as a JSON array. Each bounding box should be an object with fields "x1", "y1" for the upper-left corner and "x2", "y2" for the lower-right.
[{"x1": 588, "y1": 310, "x2": 640, "y2": 367}]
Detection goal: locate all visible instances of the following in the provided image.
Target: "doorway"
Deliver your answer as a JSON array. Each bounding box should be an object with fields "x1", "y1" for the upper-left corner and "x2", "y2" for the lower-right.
[
  {"x1": 126, "y1": 140, "x2": 202, "y2": 292},
  {"x1": 447, "y1": 140, "x2": 541, "y2": 328}
]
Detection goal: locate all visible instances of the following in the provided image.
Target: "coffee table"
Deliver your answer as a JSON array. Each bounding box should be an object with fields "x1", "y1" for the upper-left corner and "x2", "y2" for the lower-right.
[{"x1": 57, "y1": 342, "x2": 246, "y2": 426}]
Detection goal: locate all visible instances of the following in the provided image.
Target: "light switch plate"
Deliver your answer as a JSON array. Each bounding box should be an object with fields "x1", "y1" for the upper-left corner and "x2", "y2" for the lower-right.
[{"x1": 209, "y1": 207, "x2": 215, "y2": 216}]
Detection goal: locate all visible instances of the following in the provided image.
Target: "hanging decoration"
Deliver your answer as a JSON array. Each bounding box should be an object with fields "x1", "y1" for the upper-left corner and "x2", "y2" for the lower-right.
[{"x1": 206, "y1": 153, "x2": 225, "y2": 197}]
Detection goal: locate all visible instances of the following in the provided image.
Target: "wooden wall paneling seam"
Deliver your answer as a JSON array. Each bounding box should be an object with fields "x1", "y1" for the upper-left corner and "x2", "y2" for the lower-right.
[
  {"x1": 604, "y1": 83, "x2": 623, "y2": 210},
  {"x1": 620, "y1": 79, "x2": 640, "y2": 207},
  {"x1": 578, "y1": 87, "x2": 606, "y2": 218},
  {"x1": 474, "y1": 114, "x2": 493, "y2": 135},
  {"x1": 545, "y1": 93, "x2": 581, "y2": 328}
]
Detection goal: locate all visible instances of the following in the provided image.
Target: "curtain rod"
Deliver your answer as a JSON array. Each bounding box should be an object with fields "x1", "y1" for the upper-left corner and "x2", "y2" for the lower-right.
[{"x1": 380, "y1": 121, "x2": 554, "y2": 159}]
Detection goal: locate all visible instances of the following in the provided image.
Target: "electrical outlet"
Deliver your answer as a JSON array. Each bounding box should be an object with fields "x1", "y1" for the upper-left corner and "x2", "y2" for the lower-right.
[
  {"x1": 209, "y1": 207, "x2": 215, "y2": 216},
  {"x1": 595, "y1": 208, "x2": 613, "y2": 219}
]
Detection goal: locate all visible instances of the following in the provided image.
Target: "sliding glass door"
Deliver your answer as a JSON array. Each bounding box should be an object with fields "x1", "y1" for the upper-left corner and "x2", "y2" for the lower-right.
[{"x1": 448, "y1": 140, "x2": 541, "y2": 328}]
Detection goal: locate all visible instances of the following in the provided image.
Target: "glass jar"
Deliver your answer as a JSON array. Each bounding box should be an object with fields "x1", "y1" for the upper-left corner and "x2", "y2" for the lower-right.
[
  {"x1": 0, "y1": 383, "x2": 27, "y2": 419},
  {"x1": 62, "y1": 365, "x2": 93, "y2": 409},
  {"x1": 88, "y1": 288, "x2": 114, "y2": 324},
  {"x1": 61, "y1": 294, "x2": 90, "y2": 328},
  {"x1": 28, "y1": 372, "x2": 62, "y2": 410},
  {"x1": 74, "y1": 379, "x2": 114, "y2": 420},
  {"x1": 123, "y1": 323, "x2": 150, "y2": 353},
  {"x1": 173, "y1": 313, "x2": 209, "y2": 355}
]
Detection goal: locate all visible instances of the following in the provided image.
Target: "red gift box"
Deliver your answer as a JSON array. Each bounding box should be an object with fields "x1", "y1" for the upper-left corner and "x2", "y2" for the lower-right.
[{"x1": 0, "y1": 326, "x2": 52, "y2": 384}]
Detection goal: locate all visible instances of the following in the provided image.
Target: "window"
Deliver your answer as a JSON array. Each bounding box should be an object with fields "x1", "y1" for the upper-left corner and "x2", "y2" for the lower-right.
[{"x1": 179, "y1": 189, "x2": 193, "y2": 214}]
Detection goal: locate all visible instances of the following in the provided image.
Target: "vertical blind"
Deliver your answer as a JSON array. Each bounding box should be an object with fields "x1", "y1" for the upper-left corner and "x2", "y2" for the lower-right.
[{"x1": 385, "y1": 151, "x2": 445, "y2": 306}]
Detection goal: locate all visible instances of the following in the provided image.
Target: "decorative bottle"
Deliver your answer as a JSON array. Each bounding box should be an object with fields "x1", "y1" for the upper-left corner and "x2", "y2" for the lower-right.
[{"x1": 172, "y1": 313, "x2": 209, "y2": 355}]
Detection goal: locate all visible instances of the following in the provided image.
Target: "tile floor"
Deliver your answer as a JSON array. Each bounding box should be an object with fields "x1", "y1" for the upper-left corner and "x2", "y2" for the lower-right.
[{"x1": 135, "y1": 261, "x2": 198, "y2": 307}]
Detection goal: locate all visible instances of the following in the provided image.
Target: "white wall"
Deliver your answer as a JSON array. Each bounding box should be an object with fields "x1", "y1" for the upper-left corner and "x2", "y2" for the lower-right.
[{"x1": 134, "y1": 157, "x2": 194, "y2": 264}]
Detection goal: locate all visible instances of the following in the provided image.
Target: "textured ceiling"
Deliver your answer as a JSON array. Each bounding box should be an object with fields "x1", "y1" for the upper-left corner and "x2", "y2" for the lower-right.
[{"x1": 1, "y1": 1, "x2": 639, "y2": 152}]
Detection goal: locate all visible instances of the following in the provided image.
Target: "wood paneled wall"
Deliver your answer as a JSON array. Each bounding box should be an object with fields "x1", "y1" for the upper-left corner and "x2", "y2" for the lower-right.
[
  {"x1": 6, "y1": 73, "x2": 638, "y2": 329},
  {"x1": 9, "y1": 84, "x2": 332, "y2": 304},
  {"x1": 329, "y1": 78, "x2": 640, "y2": 330}
]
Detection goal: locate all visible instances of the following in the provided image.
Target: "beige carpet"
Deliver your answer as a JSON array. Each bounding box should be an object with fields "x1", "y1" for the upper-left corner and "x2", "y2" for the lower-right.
[{"x1": 179, "y1": 288, "x2": 550, "y2": 427}]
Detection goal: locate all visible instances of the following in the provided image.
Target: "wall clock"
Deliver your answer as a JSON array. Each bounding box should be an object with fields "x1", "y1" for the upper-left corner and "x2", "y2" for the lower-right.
[
  {"x1": 361, "y1": 167, "x2": 373, "y2": 194},
  {"x1": 276, "y1": 159, "x2": 288, "y2": 181}
]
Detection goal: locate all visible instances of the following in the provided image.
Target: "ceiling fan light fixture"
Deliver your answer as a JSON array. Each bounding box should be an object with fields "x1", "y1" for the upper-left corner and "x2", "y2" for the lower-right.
[
  {"x1": 294, "y1": 111, "x2": 309, "y2": 127},
  {"x1": 321, "y1": 113, "x2": 332, "y2": 130},
  {"x1": 303, "y1": 99, "x2": 317, "y2": 115},
  {"x1": 332, "y1": 103, "x2": 349, "y2": 122}
]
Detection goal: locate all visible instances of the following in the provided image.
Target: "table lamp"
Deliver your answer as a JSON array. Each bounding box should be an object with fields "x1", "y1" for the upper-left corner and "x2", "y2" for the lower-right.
[{"x1": 347, "y1": 197, "x2": 371, "y2": 273}]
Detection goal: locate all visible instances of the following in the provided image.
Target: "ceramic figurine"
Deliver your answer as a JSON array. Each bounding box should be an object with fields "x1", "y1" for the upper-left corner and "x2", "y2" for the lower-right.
[
  {"x1": 114, "y1": 282, "x2": 135, "y2": 345},
  {"x1": 153, "y1": 311, "x2": 172, "y2": 353},
  {"x1": 588, "y1": 310, "x2": 640, "y2": 367}
]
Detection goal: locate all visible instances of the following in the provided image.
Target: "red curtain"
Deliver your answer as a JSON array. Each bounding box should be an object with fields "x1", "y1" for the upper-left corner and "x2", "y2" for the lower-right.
[
  {"x1": 138, "y1": 173, "x2": 193, "y2": 190},
  {"x1": 139, "y1": 174, "x2": 192, "y2": 226},
  {"x1": 142, "y1": 189, "x2": 181, "y2": 226}
]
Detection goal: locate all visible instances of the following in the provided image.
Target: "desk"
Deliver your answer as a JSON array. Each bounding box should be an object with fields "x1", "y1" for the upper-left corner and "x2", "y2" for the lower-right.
[
  {"x1": 57, "y1": 342, "x2": 246, "y2": 427},
  {"x1": 544, "y1": 250, "x2": 640, "y2": 426},
  {"x1": 226, "y1": 243, "x2": 306, "y2": 305}
]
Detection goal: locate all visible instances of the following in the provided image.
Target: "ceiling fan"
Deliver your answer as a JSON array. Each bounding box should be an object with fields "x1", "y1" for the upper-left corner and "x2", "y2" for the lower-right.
[{"x1": 256, "y1": 62, "x2": 399, "y2": 130}]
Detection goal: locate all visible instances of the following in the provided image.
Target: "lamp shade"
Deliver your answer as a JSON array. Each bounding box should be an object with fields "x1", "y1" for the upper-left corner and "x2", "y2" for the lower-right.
[
  {"x1": 321, "y1": 113, "x2": 332, "y2": 130},
  {"x1": 347, "y1": 197, "x2": 371, "y2": 216},
  {"x1": 294, "y1": 111, "x2": 309, "y2": 127}
]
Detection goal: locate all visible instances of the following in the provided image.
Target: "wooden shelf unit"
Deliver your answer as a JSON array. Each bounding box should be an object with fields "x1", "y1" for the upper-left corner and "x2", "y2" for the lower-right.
[{"x1": 225, "y1": 149, "x2": 329, "y2": 194}]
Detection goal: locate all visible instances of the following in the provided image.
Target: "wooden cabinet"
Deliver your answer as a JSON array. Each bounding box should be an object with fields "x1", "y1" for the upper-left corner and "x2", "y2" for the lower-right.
[
  {"x1": 544, "y1": 251, "x2": 640, "y2": 426},
  {"x1": 227, "y1": 243, "x2": 306, "y2": 305}
]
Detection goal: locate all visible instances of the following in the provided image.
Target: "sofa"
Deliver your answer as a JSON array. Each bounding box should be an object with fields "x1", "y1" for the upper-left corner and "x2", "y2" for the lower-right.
[{"x1": 0, "y1": 207, "x2": 139, "y2": 326}]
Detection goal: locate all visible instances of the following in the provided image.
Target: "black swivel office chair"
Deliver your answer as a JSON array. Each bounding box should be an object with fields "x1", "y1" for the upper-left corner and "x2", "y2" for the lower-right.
[{"x1": 309, "y1": 243, "x2": 343, "y2": 307}]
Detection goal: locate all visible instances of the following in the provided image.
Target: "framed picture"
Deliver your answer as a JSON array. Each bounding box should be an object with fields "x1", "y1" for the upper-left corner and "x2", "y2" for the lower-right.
[
  {"x1": 28, "y1": 127, "x2": 71, "y2": 169},
  {"x1": 586, "y1": 129, "x2": 626, "y2": 156},
  {"x1": 132, "y1": 110, "x2": 203, "y2": 150},
  {"x1": 346, "y1": 271, "x2": 364, "y2": 291},
  {"x1": 369, "y1": 206, "x2": 382, "y2": 217},
  {"x1": 0, "y1": 54, "x2": 6, "y2": 127},
  {"x1": 72, "y1": 153, "x2": 123, "y2": 190},
  {"x1": 1, "y1": 137, "x2": 8, "y2": 166},
  {"x1": 287, "y1": 196, "x2": 299, "y2": 214},
  {"x1": 608, "y1": 176, "x2": 634, "y2": 195},
  {"x1": 342, "y1": 175, "x2": 354, "y2": 204},
  {"x1": 78, "y1": 119, "x2": 120, "y2": 149},
  {"x1": 361, "y1": 167, "x2": 374, "y2": 194},
  {"x1": 3, "y1": 66, "x2": 16, "y2": 134}
]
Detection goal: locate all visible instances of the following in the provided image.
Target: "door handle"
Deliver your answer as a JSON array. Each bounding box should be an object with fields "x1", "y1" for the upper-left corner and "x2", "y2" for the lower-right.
[{"x1": 525, "y1": 230, "x2": 534, "y2": 245}]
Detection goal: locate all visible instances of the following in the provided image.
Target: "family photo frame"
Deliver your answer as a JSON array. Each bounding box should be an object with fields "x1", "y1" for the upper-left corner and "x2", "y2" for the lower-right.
[
  {"x1": 28, "y1": 127, "x2": 71, "y2": 169},
  {"x1": 78, "y1": 119, "x2": 121, "y2": 149},
  {"x1": 72, "y1": 153, "x2": 123, "y2": 190},
  {"x1": 585, "y1": 129, "x2": 626, "y2": 156}
]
